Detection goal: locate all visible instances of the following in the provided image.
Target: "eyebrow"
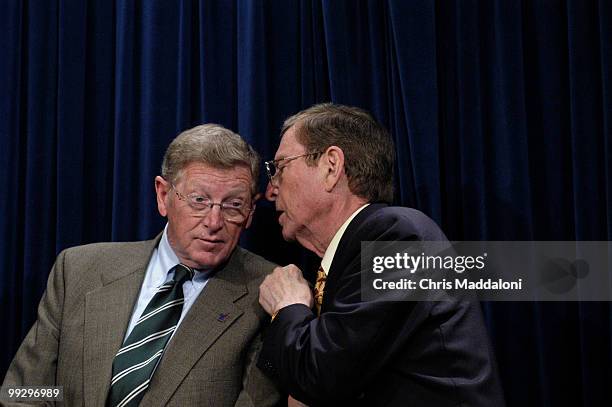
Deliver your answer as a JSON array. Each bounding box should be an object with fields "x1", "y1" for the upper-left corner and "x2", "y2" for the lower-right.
[
  {"x1": 185, "y1": 185, "x2": 250, "y2": 197},
  {"x1": 223, "y1": 190, "x2": 250, "y2": 199},
  {"x1": 273, "y1": 153, "x2": 298, "y2": 163}
]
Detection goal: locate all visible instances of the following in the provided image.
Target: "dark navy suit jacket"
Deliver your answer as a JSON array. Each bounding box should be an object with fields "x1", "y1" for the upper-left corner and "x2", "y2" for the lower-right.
[{"x1": 258, "y1": 204, "x2": 505, "y2": 406}]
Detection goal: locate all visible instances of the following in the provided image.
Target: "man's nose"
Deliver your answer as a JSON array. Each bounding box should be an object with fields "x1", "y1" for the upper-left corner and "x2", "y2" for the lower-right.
[
  {"x1": 265, "y1": 182, "x2": 278, "y2": 201},
  {"x1": 203, "y1": 205, "x2": 224, "y2": 231}
]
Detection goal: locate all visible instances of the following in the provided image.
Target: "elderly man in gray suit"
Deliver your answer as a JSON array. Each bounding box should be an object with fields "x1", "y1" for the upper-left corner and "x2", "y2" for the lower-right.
[{"x1": 2, "y1": 125, "x2": 281, "y2": 406}]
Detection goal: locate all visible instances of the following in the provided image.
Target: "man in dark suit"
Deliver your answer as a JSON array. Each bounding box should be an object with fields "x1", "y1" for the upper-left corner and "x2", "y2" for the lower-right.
[
  {"x1": 3, "y1": 124, "x2": 280, "y2": 406},
  {"x1": 257, "y1": 103, "x2": 505, "y2": 406}
]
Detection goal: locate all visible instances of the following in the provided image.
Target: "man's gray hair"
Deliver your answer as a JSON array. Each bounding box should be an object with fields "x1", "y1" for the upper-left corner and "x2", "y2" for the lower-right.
[
  {"x1": 161, "y1": 124, "x2": 260, "y2": 195},
  {"x1": 281, "y1": 103, "x2": 394, "y2": 203}
]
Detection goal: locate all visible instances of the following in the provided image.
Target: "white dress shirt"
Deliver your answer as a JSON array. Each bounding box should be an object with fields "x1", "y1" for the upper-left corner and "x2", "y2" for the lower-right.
[
  {"x1": 123, "y1": 224, "x2": 211, "y2": 340},
  {"x1": 320, "y1": 204, "x2": 370, "y2": 275}
]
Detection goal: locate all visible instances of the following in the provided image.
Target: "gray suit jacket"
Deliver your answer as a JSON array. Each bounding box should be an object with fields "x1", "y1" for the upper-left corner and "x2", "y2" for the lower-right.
[{"x1": 3, "y1": 236, "x2": 281, "y2": 406}]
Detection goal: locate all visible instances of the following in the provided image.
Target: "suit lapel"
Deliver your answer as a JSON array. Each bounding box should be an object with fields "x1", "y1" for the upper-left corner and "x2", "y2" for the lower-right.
[
  {"x1": 82, "y1": 236, "x2": 160, "y2": 407},
  {"x1": 140, "y1": 249, "x2": 248, "y2": 406},
  {"x1": 324, "y1": 204, "x2": 386, "y2": 309}
]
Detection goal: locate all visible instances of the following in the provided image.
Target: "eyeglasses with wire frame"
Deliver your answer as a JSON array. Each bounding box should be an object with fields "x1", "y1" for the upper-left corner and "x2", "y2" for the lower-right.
[
  {"x1": 170, "y1": 184, "x2": 252, "y2": 223},
  {"x1": 264, "y1": 151, "x2": 322, "y2": 185}
]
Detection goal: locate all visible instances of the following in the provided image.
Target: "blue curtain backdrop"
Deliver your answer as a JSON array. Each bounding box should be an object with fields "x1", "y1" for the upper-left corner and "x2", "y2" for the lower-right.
[{"x1": 1, "y1": 1, "x2": 611, "y2": 406}]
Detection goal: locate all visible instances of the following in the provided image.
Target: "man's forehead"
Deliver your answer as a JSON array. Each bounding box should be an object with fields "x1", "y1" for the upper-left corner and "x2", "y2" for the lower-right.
[
  {"x1": 180, "y1": 163, "x2": 252, "y2": 188},
  {"x1": 275, "y1": 127, "x2": 303, "y2": 159}
]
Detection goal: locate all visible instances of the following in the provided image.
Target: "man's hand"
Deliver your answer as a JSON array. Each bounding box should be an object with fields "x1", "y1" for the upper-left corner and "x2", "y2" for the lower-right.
[
  {"x1": 259, "y1": 265, "x2": 314, "y2": 315},
  {"x1": 288, "y1": 395, "x2": 309, "y2": 407}
]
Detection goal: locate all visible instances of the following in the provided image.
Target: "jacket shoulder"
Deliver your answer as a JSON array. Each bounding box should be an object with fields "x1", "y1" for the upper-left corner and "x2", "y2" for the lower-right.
[
  {"x1": 359, "y1": 206, "x2": 448, "y2": 241},
  {"x1": 60, "y1": 239, "x2": 156, "y2": 266},
  {"x1": 232, "y1": 246, "x2": 277, "y2": 279}
]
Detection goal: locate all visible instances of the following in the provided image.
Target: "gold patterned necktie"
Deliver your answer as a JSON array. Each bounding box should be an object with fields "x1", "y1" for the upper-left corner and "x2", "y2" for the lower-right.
[{"x1": 313, "y1": 266, "x2": 326, "y2": 316}]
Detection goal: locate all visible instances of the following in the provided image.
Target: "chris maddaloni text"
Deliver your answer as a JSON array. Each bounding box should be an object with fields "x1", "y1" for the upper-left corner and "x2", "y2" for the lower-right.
[{"x1": 372, "y1": 278, "x2": 524, "y2": 291}]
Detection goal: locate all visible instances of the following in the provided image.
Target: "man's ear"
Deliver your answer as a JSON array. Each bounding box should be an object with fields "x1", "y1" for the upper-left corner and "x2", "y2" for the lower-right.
[
  {"x1": 321, "y1": 146, "x2": 345, "y2": 192},
  {"x1": 155, "y1": 176, "x2": 170, "y2": 217},
  {"x1": 244, "y1": 193, "x2": 261, "y2": 229}
]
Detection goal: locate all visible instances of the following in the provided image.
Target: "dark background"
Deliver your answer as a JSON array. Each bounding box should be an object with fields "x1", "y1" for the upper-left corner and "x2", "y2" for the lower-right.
[{"x1": 1, "y1": 1, "x2": 611, "y2": 406}]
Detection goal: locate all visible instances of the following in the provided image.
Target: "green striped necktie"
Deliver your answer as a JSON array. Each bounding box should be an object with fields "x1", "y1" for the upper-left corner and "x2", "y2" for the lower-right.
[{"x1": 106, "y1": 264, "x2": 194, "y2": 407}]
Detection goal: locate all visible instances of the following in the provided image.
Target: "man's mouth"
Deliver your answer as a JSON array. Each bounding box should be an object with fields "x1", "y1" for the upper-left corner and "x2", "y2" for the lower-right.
[{"x1": 198, "y1": 237, "x2": 224, "y2": 244}]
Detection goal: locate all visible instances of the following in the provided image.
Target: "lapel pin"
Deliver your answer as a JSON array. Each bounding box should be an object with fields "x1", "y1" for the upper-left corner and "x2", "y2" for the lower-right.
[{"x1": 217, "y1": 313, "x2": 230, "y2": 322}]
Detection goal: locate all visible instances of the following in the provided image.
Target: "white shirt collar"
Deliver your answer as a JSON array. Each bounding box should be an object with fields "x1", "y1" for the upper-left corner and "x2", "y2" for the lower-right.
[
  {"x1": 320, "y1": 204, "x2": 369, "y2": 275},
  {"x1": 149, "y1": 224, "x2": 182, "y2": 287},
  {"x1": 153, "y1": 224, "x2": 210, "y2": 287}
]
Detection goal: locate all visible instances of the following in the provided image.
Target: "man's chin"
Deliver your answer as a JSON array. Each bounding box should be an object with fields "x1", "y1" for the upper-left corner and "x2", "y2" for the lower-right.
[
  {"x1": 280, "y1": 227, "x2": 297, "y2": 242},
  {"x1": 186, "y1": 252, "x2": 224, "y2": 270},
  {"x1": 189, "y1": 258, "x2": 218, "y2": 270}
]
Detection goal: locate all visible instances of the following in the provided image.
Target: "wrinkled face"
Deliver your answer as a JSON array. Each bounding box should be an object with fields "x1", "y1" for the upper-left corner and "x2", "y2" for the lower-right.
[
  {"x1": 155, "y1": 162, "x2": 254, "y2": 270},
  {"x1": 266, "y1": 126, "x2": 324, "y2": 246}
]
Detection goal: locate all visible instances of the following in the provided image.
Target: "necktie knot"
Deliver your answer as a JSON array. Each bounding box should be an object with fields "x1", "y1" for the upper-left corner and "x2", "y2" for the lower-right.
[{"x1": 173, "y1": 264, "x2": 195, "y2": 283}]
